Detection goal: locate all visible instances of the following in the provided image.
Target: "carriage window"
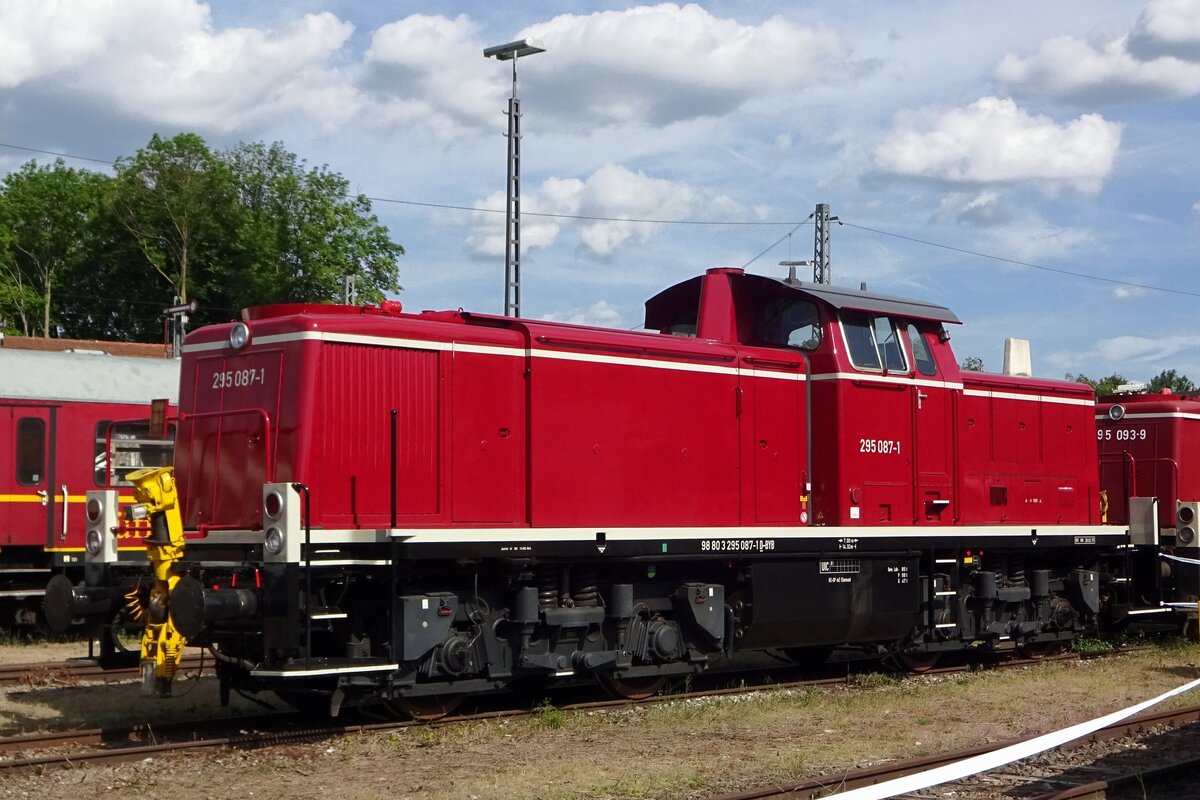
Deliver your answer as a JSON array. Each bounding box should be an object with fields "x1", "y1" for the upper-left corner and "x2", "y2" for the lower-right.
[
  {"x1": 16, "y1": 418, "x2": 45, "y2": 485},
  {"x1": 757, "y1": 298, "x2": 822, "y2": 350},
  {"x1": 841, "y1": 312, "x2": 908, "y2": 372},
  {"x1": 907, "y1": 324, "x2": 938, "y2": 377},
  {"x1": 94, "y1": 420, "x2": 175, "y2": 487}
]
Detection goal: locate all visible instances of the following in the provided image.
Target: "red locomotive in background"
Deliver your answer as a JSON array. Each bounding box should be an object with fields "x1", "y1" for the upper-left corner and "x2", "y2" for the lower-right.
[
  {"x1": 1097, "y1": 391, "x2": 1200, "y2": 608},
  {"x1": 52, "y1": 266, "x2": 1182, "y2": 715},
  {"x1": 0, "y1": 337, "x2": 176, "y2": 629}
]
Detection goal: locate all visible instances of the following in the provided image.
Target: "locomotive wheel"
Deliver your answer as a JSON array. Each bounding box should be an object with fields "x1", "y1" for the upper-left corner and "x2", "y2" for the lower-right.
[
  {"x1": 596, "y1": 671, "x2": 667, "y2": 701},
  {"x1": 1017, "y1": 640, "x2": 1062, "y2": 660},
  {"x1": 894, "y1": 650, "x2": 942, "y2": 673},
  {"x1": 383, "y1": 693, "x2": 466, "y2": 721}
]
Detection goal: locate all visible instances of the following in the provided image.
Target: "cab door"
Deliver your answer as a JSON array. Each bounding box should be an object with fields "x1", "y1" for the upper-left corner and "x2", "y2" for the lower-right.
[
  {"x1": 906, "y1": 324, "x2": 954, "y2": 523},
  {"x1": 1, "y1": 406, "x2": 57, "y2": 551}
]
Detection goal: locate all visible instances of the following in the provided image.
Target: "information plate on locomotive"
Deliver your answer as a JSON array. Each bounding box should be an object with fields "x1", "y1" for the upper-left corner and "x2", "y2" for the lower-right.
[{"x1": 700, "y1": 539, "x2": 775, "y2": 553}]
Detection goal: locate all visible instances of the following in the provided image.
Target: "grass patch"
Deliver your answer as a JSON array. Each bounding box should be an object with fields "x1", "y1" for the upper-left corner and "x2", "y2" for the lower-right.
[{"x1": 535, "y1": 699, "x2": 567, "y2": 729}]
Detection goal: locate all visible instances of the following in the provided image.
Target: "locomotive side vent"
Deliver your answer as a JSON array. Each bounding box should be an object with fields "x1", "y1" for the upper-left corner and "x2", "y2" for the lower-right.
[
  {"x1": 989, "y1": 486, "x2": 1008, "y2": 506},
  {"x1": 819, "y1": 559, "x2": 861, "y2": 575}
]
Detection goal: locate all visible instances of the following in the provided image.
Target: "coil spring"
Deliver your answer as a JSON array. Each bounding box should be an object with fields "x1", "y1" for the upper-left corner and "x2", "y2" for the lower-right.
[
  {"x1": 123, "y1": 582, "x2": 147, "y2": 623},
  {"x1": 537, "y1": 567, "x2": 558, "y2": 609},
  {"x1": 1009, "y1": 555, "x2": 1026, "y2": 586},
  {"x1": 572, "y1": 567, "x2": 601, "y2": 607}
]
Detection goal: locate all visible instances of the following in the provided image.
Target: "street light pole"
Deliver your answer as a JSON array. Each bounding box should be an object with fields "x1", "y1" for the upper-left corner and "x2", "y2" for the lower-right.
[{"x1": 484, "y1": 38, "x2": 546, "y2": 318}]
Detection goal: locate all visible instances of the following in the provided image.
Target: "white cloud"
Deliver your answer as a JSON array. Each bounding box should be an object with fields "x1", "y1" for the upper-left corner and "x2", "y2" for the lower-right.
[
  {"x1": 1193, "y1": 200, "x2": 1200, "y2": 216},
  {"x1": 1113, "y1": 286, "x2": 1149, "y2": 299},
  {"x1": 541, "y1": 300, "x2": 624, "y2": 328},
  {"x1": 934, "y1": 191, "x2": 1011, "y2": 227},
  {"x1": 465, "y1": 164, "x2": 746, "y2": 257},
  {"x1": 519, "y1": 4, "x2": 875, "y2": 125},
  {"x1": 1097, "y1": 334, "x2": 1200, "y2": 362},
  {"x1": 873, "y1": 97, "x2": 1122, "y2": 195},
  {"x1": 983, "y1": 216, "x2": 1094, "y2": 262},
  {"x1": 1128, "y1": 0, "x2": 1200, "y2": 61},
  {"x1": 997, "y1": 0, "x2": 1200, "y2": 103},
  {"x1": 0, "y1": 0, "x2": 359, "y2": 132},
  {"x1": 362, "y1": 14, "x2": 503, "y2": 137}
]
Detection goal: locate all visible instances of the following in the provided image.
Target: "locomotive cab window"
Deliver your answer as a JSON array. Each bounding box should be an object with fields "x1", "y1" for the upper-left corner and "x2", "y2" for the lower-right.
[
  {"x1": 94, "y1": 420, "x2": 176, "y2": 487},
  {"x1": 841, "y1": 311, "x2": 907, "y2": 373},
  {"x1": 16, "y1": 417, "x2": 46, "y2": 486},
  {"x1": 756, "y1": 297, "x2": 822, "y2": 350},
  {"x1": 906, "y1": 324, "x2": 938, "y2": 377}
]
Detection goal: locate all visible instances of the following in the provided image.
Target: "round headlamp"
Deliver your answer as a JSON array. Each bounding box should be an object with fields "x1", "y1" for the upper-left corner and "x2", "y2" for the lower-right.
[
  {"x1": 1108, "y1": 404, "x2": 1126, "y2": 422},
  {"x1": 264, "y1": 490, "x2": 284, "y2": 520},
  {"x1": 85, "y1": 529, "x2": 104, "y2": 556},
  {"x1": 1180, "y1": 526, "x2": 1196, "y2": 545},
  {"x1": 229, "y1": 322, "x2": 251, "y2": 350},
  {"x1": 265, "y1": 527, "x2": 285, "y2": 555},
  {"x1": 86, "y1": 497, "x2": 104, "y2": 523}
]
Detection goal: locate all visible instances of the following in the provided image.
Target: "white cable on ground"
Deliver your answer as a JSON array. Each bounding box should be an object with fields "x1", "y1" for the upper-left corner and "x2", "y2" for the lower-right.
[{"x1": 826, "y1": 675, "x2": 1200, "y2": 799}]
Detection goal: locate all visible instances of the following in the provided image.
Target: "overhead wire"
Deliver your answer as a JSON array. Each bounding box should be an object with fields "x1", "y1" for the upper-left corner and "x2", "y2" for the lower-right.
[
  {"x1": 1, "y1": 139, "x2": 1192, "y2": 298},
  {"x1": 839, "y1": 220, "x2": 1200, "y2": 299}
]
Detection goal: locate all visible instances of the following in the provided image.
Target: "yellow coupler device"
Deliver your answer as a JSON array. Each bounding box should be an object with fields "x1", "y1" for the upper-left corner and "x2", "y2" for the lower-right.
[{"x1": 126, "y1": 466, "x2": 187, "y2": 697}]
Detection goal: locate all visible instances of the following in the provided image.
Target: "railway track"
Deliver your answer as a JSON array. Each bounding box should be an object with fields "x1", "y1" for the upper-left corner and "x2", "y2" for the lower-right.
[
  {"x1": 0, "y1": 654, "x2": 206, "y2": 687},
  {"x1": 713, "y1": 704, "x2": 1200, "y2": 799},
  {"x1": 0, "y1": 648, "x2": 1107, "y2": 774}
]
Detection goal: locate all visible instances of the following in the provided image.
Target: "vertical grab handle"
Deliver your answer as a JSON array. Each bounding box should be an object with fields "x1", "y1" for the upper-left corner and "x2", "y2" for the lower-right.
[{"x1": 60, "y1": 484, "x2": 69, "y2": 540}]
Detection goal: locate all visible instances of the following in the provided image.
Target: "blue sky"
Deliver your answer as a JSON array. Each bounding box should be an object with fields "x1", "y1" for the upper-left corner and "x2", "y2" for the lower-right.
[{"x1": 3, "y1": 1, "x2": 1199, "y2": 382}]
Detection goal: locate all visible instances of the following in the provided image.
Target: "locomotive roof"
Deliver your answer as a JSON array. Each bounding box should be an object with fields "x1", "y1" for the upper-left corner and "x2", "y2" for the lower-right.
[
  {"x1": 788, "y1": 279, "x2": 960, "y2": 324},
  {"x1": 0, "y1": 347, "x2": 179, "y2": 404},
  {"x1": 644, "y1": 270, "x2": 960, "y2": 329}
]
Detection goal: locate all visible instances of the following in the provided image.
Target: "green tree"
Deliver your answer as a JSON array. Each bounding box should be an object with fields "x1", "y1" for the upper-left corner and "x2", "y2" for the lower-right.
[
  {"x1": 218, "y1": 140, "x2": 402, "y2": 309},
  {"x1": 1147, "y1": 369, "x2": 1195, "y2": 395},
  {"x1": 960, "y1": 355, "x2": 984, "y2": 371},
  {"x1": 0, "y1": 160, "x2": 109, "y2": 336},
  {"x1": 111, "y1": 133, "x2": 240, "y2": 309},
  {"x1": 1067, "y1": 372, "x2": 1128, "y2": 398},
  {"x1": 1, "y1": 133, "x2": 404, "y2": 341}
]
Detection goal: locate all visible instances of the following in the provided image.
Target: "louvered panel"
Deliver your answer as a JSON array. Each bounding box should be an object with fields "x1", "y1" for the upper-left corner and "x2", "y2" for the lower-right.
[{"x1": 318, "y1": 344, "x2": 439, "y2": 523}]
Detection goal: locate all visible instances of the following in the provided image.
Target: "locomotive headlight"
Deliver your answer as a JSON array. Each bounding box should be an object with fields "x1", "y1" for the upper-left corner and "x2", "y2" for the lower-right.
[
  {"x1": 1180, "y1": 527, "x2": 1196, "y2": 544},
  {"x1": 1108, "y1": 404, "x2": 1126, "y2": 422},
  {"x1": 264, "y1": 490, "x2": 284, "y2": 520},
  {"x1": 264, "y1": 526, "x2": 285, "y2": 555},
  {"x1": 1180, "y1": 505, "x2": 1196, "y2": 526},
  {"x1": 229, "y1": 322, "x2": 251, "y2": 350},
  {"x1": 85, "y1": 497, "x2": 104, "y2": 523},
  {"x1": 85, "y1": 529, "x2": 104, "y2": 556}
]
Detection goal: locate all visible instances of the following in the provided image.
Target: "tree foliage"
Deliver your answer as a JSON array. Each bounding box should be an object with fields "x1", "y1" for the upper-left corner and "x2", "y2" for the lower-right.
[
  {"x1": 1147, "y1": 369, "x2": 1195, "y2": 395},
  {"x1": 960, "y1": 355, "x2": 984, "y2": 372},
  {"x1": 0, "y1": 160, "x2": 108, "y2": 336},
  {"x1": 1066, "y1": 373, "x2": 1128, "y2": 398},
  {"x1": 0, "y1": 133, "x2": 403, "y2": 342}
]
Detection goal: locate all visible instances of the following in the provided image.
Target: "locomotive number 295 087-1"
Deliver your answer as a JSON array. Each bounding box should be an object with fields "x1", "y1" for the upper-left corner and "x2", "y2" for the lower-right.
[
  {"x1": 859, "y1": 438, "x2": 901, "y2": 454},
  {"x1": 211, "y1": 368, "x2": 267, "y2": 390}
]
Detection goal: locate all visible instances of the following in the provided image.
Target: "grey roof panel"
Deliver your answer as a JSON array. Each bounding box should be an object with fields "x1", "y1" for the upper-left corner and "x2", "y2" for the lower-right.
[
  {"x1": 0, "y1": 349, "x2": 179, "y2": 404},
  {"x1": 761, "y1": 276, "x2": 961, "y2": 324}
]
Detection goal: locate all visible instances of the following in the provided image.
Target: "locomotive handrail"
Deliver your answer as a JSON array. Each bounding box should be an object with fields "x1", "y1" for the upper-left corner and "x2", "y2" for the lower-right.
[
  {"x1": 291, "y1": 482, "x2": 313, "y2": 670},
  {"x1": 179, "y1": 408, "x2": 275, "y2": 483},
  {"x1": 1098, "y1": 452, "x2": 1180, "y2": 498}
]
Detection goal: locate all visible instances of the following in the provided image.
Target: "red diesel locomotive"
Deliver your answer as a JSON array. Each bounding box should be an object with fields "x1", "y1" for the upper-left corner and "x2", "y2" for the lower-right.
[
  {"x1": 0, "y1": 337, "x2": 176, "y2": 627},
  {"x1": 1097, "y1": 391, "x2": 1200, "y2": 607},
  {"x1": 60, "y1": 267, "x2": 1167, "y2": 714}
]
